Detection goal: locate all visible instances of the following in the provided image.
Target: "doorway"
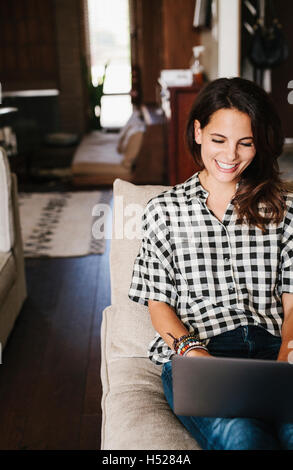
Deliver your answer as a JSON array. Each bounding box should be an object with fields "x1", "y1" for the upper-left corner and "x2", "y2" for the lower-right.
[{"x1": 87, "y1": 0, "x2": 132, "y2": 129}]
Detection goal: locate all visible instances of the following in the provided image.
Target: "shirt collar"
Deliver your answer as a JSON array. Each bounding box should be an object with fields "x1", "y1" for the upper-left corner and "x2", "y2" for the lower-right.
[
  {"x1": 184, "y1": 171, "x2": 209, "y2": 202},
  {"x1": 184, "y1": 171, "x2": 240, "y2": 203}
]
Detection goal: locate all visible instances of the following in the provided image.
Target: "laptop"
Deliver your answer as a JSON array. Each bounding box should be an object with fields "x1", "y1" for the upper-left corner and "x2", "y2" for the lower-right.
[{"x1": 172, "y1": 355, "x2": 293, "y2": 420}]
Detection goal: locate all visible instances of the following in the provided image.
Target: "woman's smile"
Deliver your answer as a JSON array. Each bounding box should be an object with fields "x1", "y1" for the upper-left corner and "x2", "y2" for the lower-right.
[{"x1": 215, "y1": 160, "x2": 240, "y2": 172}]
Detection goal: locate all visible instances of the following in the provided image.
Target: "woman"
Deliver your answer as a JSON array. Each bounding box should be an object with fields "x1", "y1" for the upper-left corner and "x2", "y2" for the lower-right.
[{"x1": 128, "y1": 77, "x2": 293, "y2": 450}]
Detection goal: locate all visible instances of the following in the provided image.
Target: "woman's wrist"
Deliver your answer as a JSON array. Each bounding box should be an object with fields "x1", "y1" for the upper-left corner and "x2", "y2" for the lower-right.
[
  {"x1": 167, "y1": 331, "x2": 209, "y2": 356},
  {"x1": 185, "y1": 348, "x2": 211, "y2": 358}
]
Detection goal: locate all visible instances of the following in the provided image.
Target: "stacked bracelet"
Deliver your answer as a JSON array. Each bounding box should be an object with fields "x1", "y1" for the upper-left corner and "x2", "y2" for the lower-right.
[
  {"x1": 167, "y1": 332, "x2": 208, "y2": 356},
  {"x1": 167, "y1": 332, "x2": 196, "y2": 353},
  {"x1": 182, "y1": 345, "x2": 209, "y2": 356},
  {"x1": 178, "y1": 340, "x2": 198, "y2": 355}
]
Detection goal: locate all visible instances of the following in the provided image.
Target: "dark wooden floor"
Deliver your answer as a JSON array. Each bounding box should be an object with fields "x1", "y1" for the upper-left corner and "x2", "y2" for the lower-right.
[{"x1": 0, "y1": 204, "x2": 111, "y2": 449}]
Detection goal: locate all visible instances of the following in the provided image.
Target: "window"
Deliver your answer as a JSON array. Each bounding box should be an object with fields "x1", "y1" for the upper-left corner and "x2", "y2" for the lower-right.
[{"x1": 87, "y1": 0, "x2": 132, "y2": 129}]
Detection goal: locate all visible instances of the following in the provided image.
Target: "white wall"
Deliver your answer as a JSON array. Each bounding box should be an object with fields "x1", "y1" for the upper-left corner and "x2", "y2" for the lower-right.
[
  {"x1": 201, "y1": 0, "x2": 219, "y2": 81},
  {"x1": 201, "y1": 0, "x2": 241, "y2": 80},
  {"x1": 218, "y1": 0, "x2": 241, "y2": 77}
]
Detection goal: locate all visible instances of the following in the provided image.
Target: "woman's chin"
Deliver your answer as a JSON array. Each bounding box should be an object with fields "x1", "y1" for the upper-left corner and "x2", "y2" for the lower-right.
[{"x1": 211, "y1": 168, "x2": 241, "y2": 184}]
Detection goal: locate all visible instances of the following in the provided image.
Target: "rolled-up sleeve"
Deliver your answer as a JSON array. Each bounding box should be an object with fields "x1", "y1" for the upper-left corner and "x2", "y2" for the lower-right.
[
  {"x1": 280, "y1": 197, "x2": 293, "y2": 294},
  {"x1": 128, "y1": 201, "x2": 178, "y2": 308}
]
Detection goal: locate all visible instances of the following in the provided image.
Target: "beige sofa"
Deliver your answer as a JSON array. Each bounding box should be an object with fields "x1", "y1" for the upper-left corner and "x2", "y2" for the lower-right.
[
  {"x1": 100, "y1": 178, "x2": 200, "y2": 450},
  {"x1": 71, "y1": 106, "x2": 167, "y2": 187},
  {"x1": 0, "y1": 147, "x2": 27, "y2": 350}
]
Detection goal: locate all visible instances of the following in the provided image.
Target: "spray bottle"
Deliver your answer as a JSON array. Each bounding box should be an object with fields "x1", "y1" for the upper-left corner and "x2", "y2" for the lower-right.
[{"x1": 190, "y1": 45, "x2": 205, "y2": 87}]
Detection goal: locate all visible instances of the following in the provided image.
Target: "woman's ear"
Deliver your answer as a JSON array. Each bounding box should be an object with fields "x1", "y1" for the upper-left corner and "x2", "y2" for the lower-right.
[{"x1": 194, "y1": 120, "x2": 202, "y2": 145}]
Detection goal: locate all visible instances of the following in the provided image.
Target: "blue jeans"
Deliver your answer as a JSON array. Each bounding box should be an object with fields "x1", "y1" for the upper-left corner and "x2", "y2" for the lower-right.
[{"x1": 161, "y1": 325, "x2": 293, "y2": 450}]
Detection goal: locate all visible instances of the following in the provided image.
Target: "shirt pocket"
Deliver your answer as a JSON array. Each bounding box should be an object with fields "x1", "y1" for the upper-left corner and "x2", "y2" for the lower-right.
[{"x1": 171, "y1": 236, "x2": 210, "y2": 300}]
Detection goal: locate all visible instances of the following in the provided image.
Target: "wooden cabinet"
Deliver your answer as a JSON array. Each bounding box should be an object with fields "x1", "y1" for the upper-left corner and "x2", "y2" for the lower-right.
[
  {"x1": 129, "y1": 0, "x2": 201, "y2": 104},
  {"x1": 162, "y1": 85, "x2": 201, "y2": 185},
  {"x1": 133, "y1": 105, "x2": 167, "y2": 185}
]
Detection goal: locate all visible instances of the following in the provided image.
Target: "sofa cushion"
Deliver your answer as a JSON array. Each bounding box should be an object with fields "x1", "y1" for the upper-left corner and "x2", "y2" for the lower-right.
[
  {"x1": 121, "y1": 130, "x2": 144, "y2": 169},
  {"x1": 117, "y1": 111, "x2": 146, "y2": 170},
  {"x1": 117, "y1": 110, "x2": 145, "y2": 153},
  {"x1": 103, "y1": 357, "x2": 200, "y2": 450},
  {"x1": 0, "y1": 252, "x2": 16, "y2": 306},
  {"x1": 0, "y1": 147, "x2": 14, "y2": 252},
  {"x1": 110, "y1": 179, "x2": 172, "y2": 358},
  {"x1": 101, "y1": 306, "x2": 199, "y2": 450}
]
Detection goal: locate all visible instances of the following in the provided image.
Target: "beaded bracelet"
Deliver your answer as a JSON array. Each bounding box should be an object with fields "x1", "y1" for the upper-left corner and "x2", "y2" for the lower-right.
[
  {"x1": 178, "y1": 341, "x2": 208, "y2": 356},
  {"x1": 167, "y1": 332, "x2": 197, "y2": 353},
  {"x1": 176, "y1": 337, "x2": 196, "y2": 351},
  {"x1": 167, "y1": 332, "x2": 208, "y2": 356},
  {"x1": 182, "y1": 345, "x2": 209, "y2": 357},
  {"x1": 177, "y1": 340, "x2": 199, "y2": 356}
]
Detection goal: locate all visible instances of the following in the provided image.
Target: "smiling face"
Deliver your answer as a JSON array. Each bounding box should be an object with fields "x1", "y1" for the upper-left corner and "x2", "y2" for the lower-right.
[{"x1": 194, "y1": 108, "x2": 256, "y2": 190}]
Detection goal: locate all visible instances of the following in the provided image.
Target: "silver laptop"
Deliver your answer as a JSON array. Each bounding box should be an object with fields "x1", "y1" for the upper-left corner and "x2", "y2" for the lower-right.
[{"x1": 172, "y1": 355, "x2": 293, "y2": 420}]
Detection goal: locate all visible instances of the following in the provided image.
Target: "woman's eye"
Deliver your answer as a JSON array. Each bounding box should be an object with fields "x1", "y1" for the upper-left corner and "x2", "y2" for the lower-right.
[
  {"x1": 211, "y1": 139, "x2": 254, "y2": 147},
  {"x1": 212, "y1": 139, "x2": 224, "y2": 144}
]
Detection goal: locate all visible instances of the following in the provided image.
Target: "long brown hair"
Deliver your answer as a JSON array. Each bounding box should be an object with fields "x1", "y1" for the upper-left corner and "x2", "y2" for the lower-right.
[{"x1": 186, "y1": 77, "x2": 288, "y2": 233}]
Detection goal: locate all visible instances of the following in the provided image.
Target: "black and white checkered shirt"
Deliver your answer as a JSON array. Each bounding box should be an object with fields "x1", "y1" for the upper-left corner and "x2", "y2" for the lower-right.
[{"x1": 128, "y1": 171, "x2": 293, "y2": 365}]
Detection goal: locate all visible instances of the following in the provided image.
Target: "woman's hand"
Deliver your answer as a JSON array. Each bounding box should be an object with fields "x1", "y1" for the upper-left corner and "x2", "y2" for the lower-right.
[{"x1": 185, "y1": 348, "x2": 212, "y2": 358}]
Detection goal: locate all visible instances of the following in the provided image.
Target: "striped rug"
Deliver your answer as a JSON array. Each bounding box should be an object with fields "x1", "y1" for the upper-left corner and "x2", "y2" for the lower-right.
[{"x1": 18, "y1": 190, "x2": 112, "y2": 257}]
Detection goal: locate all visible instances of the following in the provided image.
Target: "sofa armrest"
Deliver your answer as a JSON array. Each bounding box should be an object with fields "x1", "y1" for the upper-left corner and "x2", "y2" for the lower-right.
[
  {"x1": 10, "y1": 173, "x2": 27, "y2": 293},
  {"x1": 0, "y1": 172, "x2": 27, "y2": 349},
  {"x1": 100, "y1": 305, "x2": 113, "y2": 450},
  {"x1": 0, "y1": 147, "x2": 13, "y2": 252}
]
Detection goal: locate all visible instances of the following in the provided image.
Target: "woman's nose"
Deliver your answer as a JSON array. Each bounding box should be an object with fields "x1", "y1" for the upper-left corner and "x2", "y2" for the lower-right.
[{"x1": 223, "y1": 144, "x2": 238, "y2": 161}]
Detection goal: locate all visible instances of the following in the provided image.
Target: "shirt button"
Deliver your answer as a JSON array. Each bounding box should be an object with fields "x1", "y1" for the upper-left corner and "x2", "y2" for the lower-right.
[
  {"x1": 228, "y1": 285, "x2": 235, "y2": 293},
  {"x1": 224, "y1": 257, "x2": 230, "y2": 263}
]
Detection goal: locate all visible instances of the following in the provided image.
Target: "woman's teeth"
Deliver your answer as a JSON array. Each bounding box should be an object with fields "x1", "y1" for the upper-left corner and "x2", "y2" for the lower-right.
[{"x1": 216, "y1": 160, "x2": 238, "y2": 169}]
